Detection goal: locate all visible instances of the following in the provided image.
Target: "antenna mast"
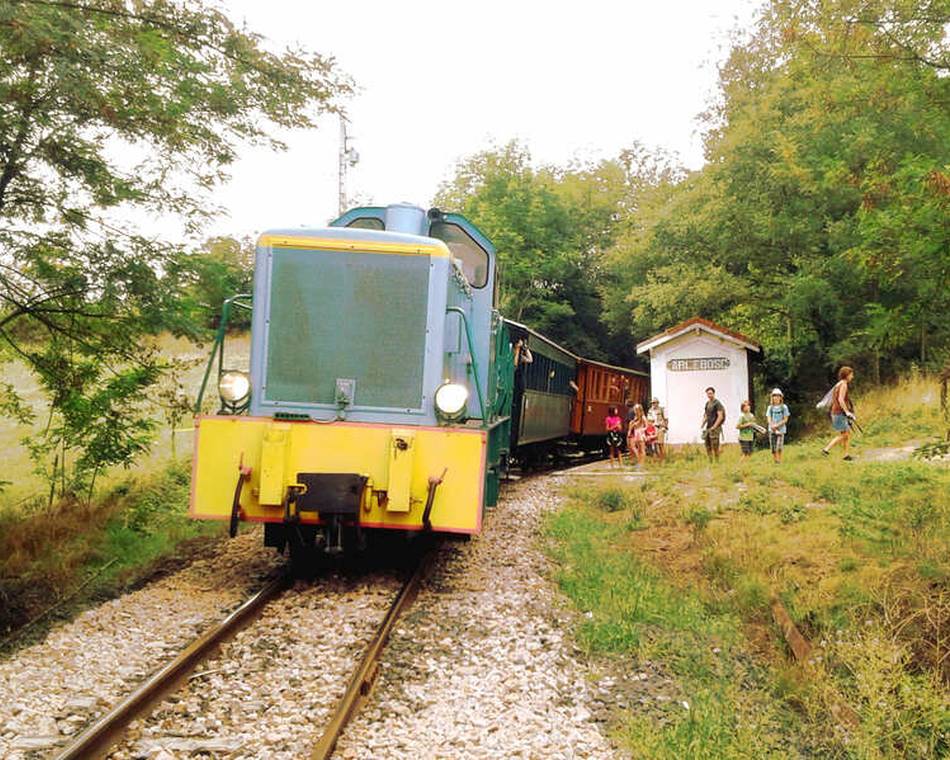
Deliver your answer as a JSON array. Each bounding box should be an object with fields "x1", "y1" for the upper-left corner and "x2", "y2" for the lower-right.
[{"x1": 338, "y1": 116, "x2": 359, "y2": 215}]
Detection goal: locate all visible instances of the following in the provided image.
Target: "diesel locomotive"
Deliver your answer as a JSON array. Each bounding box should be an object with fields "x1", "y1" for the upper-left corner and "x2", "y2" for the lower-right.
[{"x1": 189, "y1": 203, "x2": 645, "y2": 563}]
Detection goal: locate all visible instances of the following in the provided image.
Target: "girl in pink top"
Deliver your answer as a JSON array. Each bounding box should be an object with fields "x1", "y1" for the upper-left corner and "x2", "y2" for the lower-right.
[{"x1": 605, "y1": 406, "x2": 624, "y2": 468}]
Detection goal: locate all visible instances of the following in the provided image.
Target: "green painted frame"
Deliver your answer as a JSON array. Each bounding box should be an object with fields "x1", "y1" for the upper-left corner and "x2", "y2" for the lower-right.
[
  {"x1": 194, "y1": 294, "x2": 253, "y2": 415},
  {"x1": 445, "y1": 306, "x2": 486, "y2": 423}
]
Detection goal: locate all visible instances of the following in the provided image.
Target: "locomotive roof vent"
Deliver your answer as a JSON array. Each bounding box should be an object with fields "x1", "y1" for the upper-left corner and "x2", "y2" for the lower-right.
[{"x1": 384, "y1": 203, "x2": 426, "y2": 235}]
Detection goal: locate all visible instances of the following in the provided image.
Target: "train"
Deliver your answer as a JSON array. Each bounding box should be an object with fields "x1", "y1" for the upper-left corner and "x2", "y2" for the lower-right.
[{"x1": 189, "y1": 203, "x2": 647, "y2": 567}]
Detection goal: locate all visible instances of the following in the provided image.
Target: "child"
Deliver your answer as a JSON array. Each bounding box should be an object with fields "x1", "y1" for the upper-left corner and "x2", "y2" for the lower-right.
[
  {"x1": 736, "y1": 401, "x2": 756, "y2": 458},
  {"x1": 627, "y1": 403, "x2": 647, "y2": 467},
  {"x1": 604, "y1": 406, "x2": 624, "y2": 468},
  {"x1": 644, "y1": 422, "x2": 658, "y2": 457},
  {"x1": 766, "y1": 388, "x2": 790, "y2": 464}
]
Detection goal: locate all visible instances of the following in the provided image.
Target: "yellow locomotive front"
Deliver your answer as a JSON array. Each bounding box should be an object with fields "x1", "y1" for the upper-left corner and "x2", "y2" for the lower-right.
[{"x1": 190, "y1": 204, "x2": 510, "y2": 561}]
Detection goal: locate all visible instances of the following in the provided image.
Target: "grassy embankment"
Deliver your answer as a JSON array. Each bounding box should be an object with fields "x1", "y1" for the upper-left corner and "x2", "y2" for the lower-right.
[
  {"x1": 0, "y1": 334, "x2": 249, "y2": 641},
  {"x1": 545, "y1": 375, "x2": 949, "y2": 759}
]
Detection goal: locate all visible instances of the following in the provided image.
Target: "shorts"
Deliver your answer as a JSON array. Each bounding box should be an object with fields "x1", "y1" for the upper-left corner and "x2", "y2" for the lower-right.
[
  {"x1": 770, "y1": 433, "x2": 784, "y2": 453},
  {"x1": 831, "y1": 413, "x2": 850, "y2": 432},
  {"x1": 606, "y1": 430, "x2": 623, "y2": 448},
  {"x1": 740, "y1": 440, "x2": 753, "y2": 455}
]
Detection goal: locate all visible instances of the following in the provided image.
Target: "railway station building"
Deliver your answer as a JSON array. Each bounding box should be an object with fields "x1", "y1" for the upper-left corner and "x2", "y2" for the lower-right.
[{"x1": 636, "y1": 317, "x2": 761, "y2": 446}]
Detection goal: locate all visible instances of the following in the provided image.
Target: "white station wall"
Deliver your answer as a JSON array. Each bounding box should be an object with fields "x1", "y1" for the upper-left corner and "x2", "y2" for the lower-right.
[{"x1": 647, "y1": 334, "x2": 750, "y2": 445}]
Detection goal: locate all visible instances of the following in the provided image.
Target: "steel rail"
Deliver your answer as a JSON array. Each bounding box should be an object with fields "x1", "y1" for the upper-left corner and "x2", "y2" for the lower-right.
[
  {"x1": 311, "y1": 548, "x2": 434, "y2": 760},
  {"x1": 53, "y1": 574, "x2": 289, "y2": 760}
]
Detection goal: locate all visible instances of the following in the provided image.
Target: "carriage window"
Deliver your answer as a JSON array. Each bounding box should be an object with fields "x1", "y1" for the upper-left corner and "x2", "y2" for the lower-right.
[
  {"x1": 429, "y1": 222, "x2": 489, "y2": 288},
  {"x1": 346, "y1": 217, "x2": 384, "y2": 230}
]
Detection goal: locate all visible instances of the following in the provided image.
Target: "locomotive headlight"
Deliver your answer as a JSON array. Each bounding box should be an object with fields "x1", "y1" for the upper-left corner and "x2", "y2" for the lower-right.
[
  {"x1": 219, "y1": 371, "x2": 251, "y2": 403},
  {"x1": 434, "y1": 382, "x2": 468, "y2": 420}
]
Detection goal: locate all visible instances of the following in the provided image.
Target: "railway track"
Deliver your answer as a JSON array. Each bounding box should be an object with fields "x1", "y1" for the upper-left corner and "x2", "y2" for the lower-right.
[
  {"x1": 42, "y1": 459, "x2": 601, "y2": 759},
  {"x1": 52, "y1": 575, "x2": 288, "y2": 760},
  {"x1": 52, "y1": 548, "x2": 433, "y2": 760}
]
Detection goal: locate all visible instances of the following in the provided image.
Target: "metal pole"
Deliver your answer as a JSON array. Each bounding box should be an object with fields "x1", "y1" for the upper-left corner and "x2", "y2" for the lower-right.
[
  {"x1": 338, "y1": 116, "x2": 359, "y2": 216},
  {"x1": 338, "y1": 116, "x2": 348, "y2": 215}
]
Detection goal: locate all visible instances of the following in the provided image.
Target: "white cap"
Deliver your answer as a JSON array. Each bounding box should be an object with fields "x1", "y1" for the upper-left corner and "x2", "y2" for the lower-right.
[{"x1": 771, "y1": 388, "x2": 783, "y2": 397}]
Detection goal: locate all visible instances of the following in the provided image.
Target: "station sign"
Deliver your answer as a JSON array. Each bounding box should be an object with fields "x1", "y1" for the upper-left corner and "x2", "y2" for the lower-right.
[{"x1": 667, "y1": 357, "x2": 730, "y2": 372}]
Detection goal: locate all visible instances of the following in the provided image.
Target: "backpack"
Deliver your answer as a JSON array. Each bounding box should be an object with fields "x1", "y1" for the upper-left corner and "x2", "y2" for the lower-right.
[{"x1": 816, "y1": 385, "x2": 836, "y2": 412}]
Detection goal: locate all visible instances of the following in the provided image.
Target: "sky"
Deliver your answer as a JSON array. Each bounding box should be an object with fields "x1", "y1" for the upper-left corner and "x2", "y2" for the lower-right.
[{"x1": 203, "y1": 0, "x2": 762, "y2": 239}]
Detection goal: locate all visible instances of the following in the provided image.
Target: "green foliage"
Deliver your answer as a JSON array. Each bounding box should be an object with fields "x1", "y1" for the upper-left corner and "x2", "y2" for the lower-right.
[
  {"x1": 553, "y1": 422, "x2": 950, "y2": 756},
  {"x1": 684, "y1": 504, "x2": 713, "y2": 532},
  {"x1": 434, "y1": 141, "x2": 638, "y2": 362},
  {"x1": 544, "y1": 496, "x2": 803, "y2": 758},
  {"x1": 593, "y1": 486, "x2": 646, "y2": 515},
  {"x1": 25, "y1": 356, "x2": 160, "y2": 502},
  {"x1": 601, "y1": 0, "x2": 950, "y2": 392},
  {"x1": 779, "y1": 503, "x2": 807, "y2": 524},
  {"x1": 0, "y1": 459, "x2": 219, "y2": 634},
  {"x1": 170, "y1": 236, "x2": 255, "y2": 331},
  {"x1": 0, "y1": 0, "x2": 348, "y2": 477}
]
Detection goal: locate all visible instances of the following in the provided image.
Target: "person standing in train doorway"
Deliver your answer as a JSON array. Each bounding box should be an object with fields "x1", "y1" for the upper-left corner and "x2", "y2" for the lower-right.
[
  {"x1": 513, "y1": 336, "x2": 533, "y2": 393},
  {"x1": 701, "y1": 387, "x2": 725, "y2": 462}
]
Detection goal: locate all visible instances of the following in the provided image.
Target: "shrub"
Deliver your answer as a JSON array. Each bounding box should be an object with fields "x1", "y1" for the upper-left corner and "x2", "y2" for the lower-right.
[
  {"x1": 596, "y1": 488, "x2": 628, "y2": 512},
  {"x1": 593, "y1": 487, "x2": 648, "y2": 517},
  {"x1": 780, "y1": 504, "x2": 807, "y2": 524},
  {"x1": 684, "y1": 505, "x2": 712, "y2": 533}
]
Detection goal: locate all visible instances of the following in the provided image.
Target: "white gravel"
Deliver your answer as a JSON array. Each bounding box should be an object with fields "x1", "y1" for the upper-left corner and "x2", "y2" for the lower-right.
[
  {"x1": 2, "y1": 477, "x2": 625, "y2": 759},
  {"x1": 108, "y1": 574, "x2": 401, "y2": 760},
  {"x1": 332, "y1": 479, "x2": 620, "y2": 759},
  {"x1": 0, "y1": 529, "x2": 281, "y2": 759}
]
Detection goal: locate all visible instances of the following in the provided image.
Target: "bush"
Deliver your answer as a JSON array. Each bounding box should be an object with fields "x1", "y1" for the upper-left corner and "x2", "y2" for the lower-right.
[
  {"x1": 684, "y1": 505, "x2": 712, "y2": 533},
  {"x1": 593, "y1": 487, "x2": 647, "y2": 517},
  {"x1": 596, "y1": 488, "x2": 628, "y2": 512}
]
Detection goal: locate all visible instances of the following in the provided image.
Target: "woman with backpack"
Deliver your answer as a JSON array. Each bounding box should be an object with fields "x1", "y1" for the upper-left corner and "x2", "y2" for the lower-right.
[{"x1": 821, "y1": 366, "x2": 855, "y2": 461}]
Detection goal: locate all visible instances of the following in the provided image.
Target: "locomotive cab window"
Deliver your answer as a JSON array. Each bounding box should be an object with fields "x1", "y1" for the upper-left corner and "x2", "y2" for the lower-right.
[
  {"x1": 429, "y1": 221, "x2": 489, "y2": 288},
  {"x1": 346, "y1": 217, "x2": 385, "y2": 230}
]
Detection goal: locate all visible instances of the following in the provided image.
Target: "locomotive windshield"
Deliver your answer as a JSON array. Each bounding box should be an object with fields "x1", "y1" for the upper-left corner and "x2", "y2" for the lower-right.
[
  {"x1": 345, "y1": 217, "x2": 384, "y2": 230},
  {"x1": 429, "y1": 221, "x2": 489, "y2": 288}
]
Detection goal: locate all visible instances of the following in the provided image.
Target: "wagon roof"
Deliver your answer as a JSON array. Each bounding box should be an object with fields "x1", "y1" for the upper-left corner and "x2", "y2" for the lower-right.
[
  {"x1": 636, "y1": 317, "x2": 761, "y2": 354},
  {"x1": 577, "y1": 356, "x2": 648, "y2": 377},
  {"x1": 256, "y1": 226, "x2": 449, "y2": 256}
]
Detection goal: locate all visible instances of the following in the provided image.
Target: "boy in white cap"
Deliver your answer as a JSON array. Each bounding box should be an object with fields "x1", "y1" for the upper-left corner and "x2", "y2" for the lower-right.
[{"x1": 766, "y1": 389, "x2": 790, "y2": 463}]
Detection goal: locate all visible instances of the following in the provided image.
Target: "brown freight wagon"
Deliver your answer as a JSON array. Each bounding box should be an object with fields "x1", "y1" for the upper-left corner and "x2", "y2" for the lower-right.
[{"x1": 571, "y1": 358, "x2": 649, "y2": 441}]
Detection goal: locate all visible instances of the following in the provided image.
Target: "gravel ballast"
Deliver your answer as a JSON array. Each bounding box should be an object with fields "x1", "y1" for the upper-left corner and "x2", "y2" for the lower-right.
[
  {"x1": 0, "y1": 530, "x2": 281, "y2": 759},
  {"x1": 108, "y1": 574, "x2": 401, "y2": 760},
  {"x1": 332, "y1": 479, "x2": 619, "y2": 759},
  {"x1": 1, "y1": 477, "x2": 623, "y2": 759}
]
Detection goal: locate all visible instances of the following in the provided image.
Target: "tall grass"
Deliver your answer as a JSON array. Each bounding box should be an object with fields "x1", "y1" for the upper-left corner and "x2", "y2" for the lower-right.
[
  {"x1": 812, "y1": 371, "x2": 944, "y2": 447},
  {"x1": 547, "y1": 374, "x2": 950, "y2": 758},
  {"x1": 545, "y1": 492, "x2": 806, "y2": 758},
  {"x1": 0, "y1": 460, "x2": 223, "y2": 639}
]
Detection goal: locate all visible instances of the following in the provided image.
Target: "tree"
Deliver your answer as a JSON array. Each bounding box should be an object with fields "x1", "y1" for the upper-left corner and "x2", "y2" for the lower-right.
[
  {"x1": 434, "y1": 142, "x2": 633, "y2": 361},
  {"x1": 603, "y1": 0, "x2": 950, "y2": 392},
  {"x1": 172, "y1": 236, "x2": 255, "y2": 330},
  {"x1": 0, "y1": 0, "x2": 350, "y2": 494}
]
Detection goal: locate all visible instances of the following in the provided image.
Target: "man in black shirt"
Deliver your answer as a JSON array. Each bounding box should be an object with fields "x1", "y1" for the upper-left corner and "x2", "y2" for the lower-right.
[{"x1": 701, "y1": 386, "x2": 725, "y2": 461}]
